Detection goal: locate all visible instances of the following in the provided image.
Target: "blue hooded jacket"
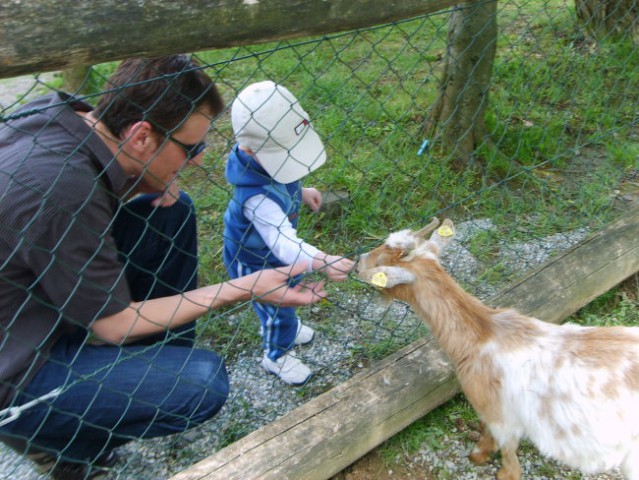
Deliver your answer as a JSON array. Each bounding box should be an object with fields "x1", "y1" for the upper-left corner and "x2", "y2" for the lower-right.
[{"x1": 223, "y1": 145, "x2": 302, "y2": 275}]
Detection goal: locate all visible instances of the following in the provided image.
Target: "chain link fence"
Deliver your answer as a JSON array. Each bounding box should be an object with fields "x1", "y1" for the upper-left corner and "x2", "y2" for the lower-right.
[{"x1": 1, "y1": 0, "x2": 638, "y2": 478}]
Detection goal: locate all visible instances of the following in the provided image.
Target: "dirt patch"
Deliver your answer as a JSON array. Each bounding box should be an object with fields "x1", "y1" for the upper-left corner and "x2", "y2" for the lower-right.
[{"x1": 331, "y1": 450, "x2": 432, "y2": 480}]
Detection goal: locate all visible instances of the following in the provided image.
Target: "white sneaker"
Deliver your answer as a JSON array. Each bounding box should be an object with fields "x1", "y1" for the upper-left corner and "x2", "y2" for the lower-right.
[
  {"x1": 295, "y1": 324, "x2": 315, "y2": 345},
  {"x1": 261, "y1": 352, "x2": 312, "y2": 385}
]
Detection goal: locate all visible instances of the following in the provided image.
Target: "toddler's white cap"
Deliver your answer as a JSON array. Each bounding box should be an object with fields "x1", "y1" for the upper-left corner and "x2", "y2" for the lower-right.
[{"x1": 231, "y1": 80, "x2": 326, "y2": 183}]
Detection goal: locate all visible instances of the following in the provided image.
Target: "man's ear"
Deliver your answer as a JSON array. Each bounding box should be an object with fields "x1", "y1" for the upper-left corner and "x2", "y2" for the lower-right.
[
  {"x1": 122, "y1": 121, "x2": 156, "y2": 154},
  {"x1": 359, "y1": 266, "x2": 416, "y2": 288}
]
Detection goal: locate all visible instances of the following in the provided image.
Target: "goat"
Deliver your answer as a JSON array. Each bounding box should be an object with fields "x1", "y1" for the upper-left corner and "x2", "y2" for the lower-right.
[{"x1": 356, "y1": 218, "x2": 639, "y2": 480}]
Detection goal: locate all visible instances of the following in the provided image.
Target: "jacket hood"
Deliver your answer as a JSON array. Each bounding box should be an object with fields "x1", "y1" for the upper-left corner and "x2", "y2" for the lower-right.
[{"x1": 226, "y1": 144, "x2": 276, "y2": 188}]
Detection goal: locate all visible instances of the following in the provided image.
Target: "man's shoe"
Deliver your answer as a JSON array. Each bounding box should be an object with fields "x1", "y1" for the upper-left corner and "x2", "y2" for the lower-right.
[
  {"x1": 27, "y1": 450, "x2": 56, "y2": 474},
  {"x1": 48, "y1": 450, "x2": 118, "y2": 480},
  {"x1": 294, "y1": 324, "x2": 315, "y2": 346},
  {"x1": 261, "y1": 352, "x2": 312, "y2": 385}
]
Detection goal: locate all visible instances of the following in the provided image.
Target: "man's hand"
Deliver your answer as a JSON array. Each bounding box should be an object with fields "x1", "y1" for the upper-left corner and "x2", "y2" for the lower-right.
[
  {"x1": 243, "y1": 263, "x2": 327, "y2": 306},
  {"x1": 150, "y1": 181, "x2": 180, "y2": 207},
  {"x1": 122, "y1": 175, "x2": 181, "y2": 208}
]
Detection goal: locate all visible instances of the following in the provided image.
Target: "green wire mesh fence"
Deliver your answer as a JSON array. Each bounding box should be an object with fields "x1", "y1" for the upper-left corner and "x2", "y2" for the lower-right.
[{"x1": 1, "y1": 0, "x2": 638, "y2": 478}]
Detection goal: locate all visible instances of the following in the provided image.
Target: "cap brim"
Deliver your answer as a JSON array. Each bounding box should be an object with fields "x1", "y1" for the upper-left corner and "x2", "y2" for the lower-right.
[{"x1": 255, "y1": 126, "x2": 326, "y2": 184}]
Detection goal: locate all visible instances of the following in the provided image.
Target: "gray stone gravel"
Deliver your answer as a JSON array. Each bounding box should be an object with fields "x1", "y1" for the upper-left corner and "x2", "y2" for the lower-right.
[
  {"x1": 0, "y1": 75, "x2": 54, "y2": 112},
  {"x1": 406, "y1": 433, "x2": 625, "y2": 480},
  {"x1": 411, "y1": 436, "x2": 624, "y2": 480}
]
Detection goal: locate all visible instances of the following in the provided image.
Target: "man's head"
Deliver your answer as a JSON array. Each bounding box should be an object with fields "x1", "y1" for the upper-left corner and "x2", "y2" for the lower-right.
[
  {"x1": 231, "y1": 81, "x2": 326, "y2": 184},
  {"x1": 93, "y1": 55, "x2": 225, "y2": 192},
  {"x1": 95, "y1": 55, "x2": 224, "y2": 138}
]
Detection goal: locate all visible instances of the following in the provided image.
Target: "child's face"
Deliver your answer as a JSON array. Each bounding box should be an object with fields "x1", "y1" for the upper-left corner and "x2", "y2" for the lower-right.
[
  {"x1": 238, "y1": 143, "x2": 320, "y2": 183},
  {"x1": 238, "y1": 145, "x2": 256, "y2": 158},
  {"x1": 239, "y1": 145, "x2": 269, "y2": 171}
]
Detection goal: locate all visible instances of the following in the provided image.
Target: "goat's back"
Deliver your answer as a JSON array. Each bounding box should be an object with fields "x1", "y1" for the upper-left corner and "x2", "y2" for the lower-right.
[{"x1": 470, "y1": 315, "x2": 639, "y2": 473}]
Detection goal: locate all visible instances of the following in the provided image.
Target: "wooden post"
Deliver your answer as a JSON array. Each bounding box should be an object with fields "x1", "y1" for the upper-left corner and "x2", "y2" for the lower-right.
[
  {"x1": 170, "y1": 205, "x2": 639, "y2": 480},
  {"x1": 61, "y1": 66, "x2": 93, "y2": 95}
]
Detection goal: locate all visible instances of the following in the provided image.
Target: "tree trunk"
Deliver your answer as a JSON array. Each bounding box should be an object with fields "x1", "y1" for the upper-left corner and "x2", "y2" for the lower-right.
[
  {"x1": 426, "y1": 1, "x2": 498, "y2": 165},
  {"x1": 575, "y1": 0, "x2": 639, "y2": 43},
  {"x1": 62, "y1": 66, "x2": 93, "y2": 95}
]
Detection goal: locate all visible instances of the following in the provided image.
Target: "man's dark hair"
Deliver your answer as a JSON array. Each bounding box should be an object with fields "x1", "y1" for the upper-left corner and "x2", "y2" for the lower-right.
[{"x1": 94, "y1": 55, "x2": 225, "y2": 137}]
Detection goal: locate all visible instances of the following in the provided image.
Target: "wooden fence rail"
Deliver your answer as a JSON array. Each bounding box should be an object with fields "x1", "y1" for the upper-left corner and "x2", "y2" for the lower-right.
[{"x1": 0, "y1": 0, "x2": 463, "y2": 79}]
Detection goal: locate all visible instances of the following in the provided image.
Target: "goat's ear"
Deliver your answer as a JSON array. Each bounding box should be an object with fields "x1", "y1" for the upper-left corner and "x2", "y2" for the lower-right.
[
  {"x1": 429, "y1": 218, "x2": 455, "y2": 250},
  {"x1": 416, "y1": 217, "x2": 440, "y2": 239},
  {"x1": 359, "y1": 266, "x2": 416, "y2": 288}
]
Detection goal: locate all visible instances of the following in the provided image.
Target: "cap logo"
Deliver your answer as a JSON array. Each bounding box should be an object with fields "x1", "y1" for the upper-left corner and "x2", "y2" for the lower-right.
[{"x1": 294, "y1": 119, "x2": 309, "y2": 136}]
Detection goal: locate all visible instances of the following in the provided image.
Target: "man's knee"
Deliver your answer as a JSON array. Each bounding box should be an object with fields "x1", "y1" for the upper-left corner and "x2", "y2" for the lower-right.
[{"x1": 181, "y1": 350, "x2": 230, "y2": 425}]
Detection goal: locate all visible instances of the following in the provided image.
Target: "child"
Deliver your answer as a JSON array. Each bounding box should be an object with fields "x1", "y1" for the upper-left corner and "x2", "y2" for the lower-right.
[{"x1": 223, "y1": 80, "x2": 354, "y2": 385}]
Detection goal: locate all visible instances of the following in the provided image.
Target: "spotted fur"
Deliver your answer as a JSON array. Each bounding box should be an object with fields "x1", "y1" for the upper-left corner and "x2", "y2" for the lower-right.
[{"x1": 357, "y1": 218, "x2": 639, "y2": 480}]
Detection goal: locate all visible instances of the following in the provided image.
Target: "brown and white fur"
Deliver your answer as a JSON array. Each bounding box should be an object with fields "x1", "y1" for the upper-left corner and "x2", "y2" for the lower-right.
[{"x1": 356, "y1": 218, "x2": 639, "y2": 480}]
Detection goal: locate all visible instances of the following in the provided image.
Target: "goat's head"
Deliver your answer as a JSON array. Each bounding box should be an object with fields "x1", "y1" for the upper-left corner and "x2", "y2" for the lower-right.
[{"x1": 356, "y1": 217, "x2": 456, "y2": 290}]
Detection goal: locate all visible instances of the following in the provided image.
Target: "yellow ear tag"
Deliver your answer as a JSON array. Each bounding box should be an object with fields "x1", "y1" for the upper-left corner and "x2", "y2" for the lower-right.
[
  {"x1": 371, "y1": 271, "x2": 388, "y2": 288},
  {"x1": 437, "y1": 225, "x2": 454, "y2": 237}
]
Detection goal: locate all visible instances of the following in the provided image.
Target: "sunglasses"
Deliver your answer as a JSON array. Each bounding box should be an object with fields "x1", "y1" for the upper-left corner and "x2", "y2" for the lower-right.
[{"x1": 168, "y1": 135, "x2": 207, "y2": 159}]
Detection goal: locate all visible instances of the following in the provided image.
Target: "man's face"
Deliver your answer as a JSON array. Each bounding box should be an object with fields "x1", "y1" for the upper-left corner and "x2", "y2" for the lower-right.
[{"x1": 141, "y1": 110, "x2": 211, "y2": 192}]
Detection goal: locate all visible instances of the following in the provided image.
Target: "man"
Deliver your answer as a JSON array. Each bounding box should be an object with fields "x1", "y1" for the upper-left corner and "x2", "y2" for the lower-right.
[{"x1": 0, "y1": 55, "x2": 326, "y2": 479}]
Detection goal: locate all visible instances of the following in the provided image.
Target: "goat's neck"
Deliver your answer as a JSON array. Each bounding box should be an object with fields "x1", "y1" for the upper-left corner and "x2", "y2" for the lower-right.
[{"x1": 401, "y1": 264, "x2": 495, "y2": 367}]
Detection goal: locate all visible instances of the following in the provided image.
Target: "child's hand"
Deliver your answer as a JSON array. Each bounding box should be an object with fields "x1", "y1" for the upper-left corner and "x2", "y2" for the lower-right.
[
  {"x1": 313, "y1": 254, "x2": 355, "y2": 282},
  {"x1": 302, "y1": 187, "x2": 322, "y2": 213}
]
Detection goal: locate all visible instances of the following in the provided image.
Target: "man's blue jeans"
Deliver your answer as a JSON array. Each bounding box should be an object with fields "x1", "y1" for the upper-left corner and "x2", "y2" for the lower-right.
[{"x1": 0, "y1": 192, "x2": 229, "y2": 462}]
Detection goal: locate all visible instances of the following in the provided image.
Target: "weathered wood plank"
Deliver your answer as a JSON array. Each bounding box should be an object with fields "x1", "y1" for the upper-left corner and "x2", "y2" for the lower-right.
[
  {"x1": 492, "y1": 204, "x2": 639, "y2": 321},
  {"x1": 171, "y1": 337, "x2": 459, "y2": 480},
  {"x1": 170, "y1": 204, "x2": 639, "y2": 480},
  {"x1": 0, "y1": 0, "x2": 462, "y2": 79}
]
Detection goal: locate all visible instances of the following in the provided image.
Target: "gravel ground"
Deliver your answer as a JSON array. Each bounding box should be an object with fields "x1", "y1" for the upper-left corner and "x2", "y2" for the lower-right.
[
  {"x1": 0, "y1": 75, "x2": 54, "y2": 112},
  {"x1": 0, "y1": 78, "x2": 627, "y2": 479},
  {"x1": 336, "y1": 429, "x2": 626, "y2": 480},
  {"x1": 410, "y1": 437, "x2": 625, "y2": 480}
]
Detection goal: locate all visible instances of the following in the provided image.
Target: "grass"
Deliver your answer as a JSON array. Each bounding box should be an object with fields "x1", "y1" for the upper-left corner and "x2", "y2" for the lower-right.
[
  {"x1": 571, "y1": 275, "x2": 639, "y2": 328},
  {"x1": 383, "y1": 396, "x2": 479, "y2": 457}
]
